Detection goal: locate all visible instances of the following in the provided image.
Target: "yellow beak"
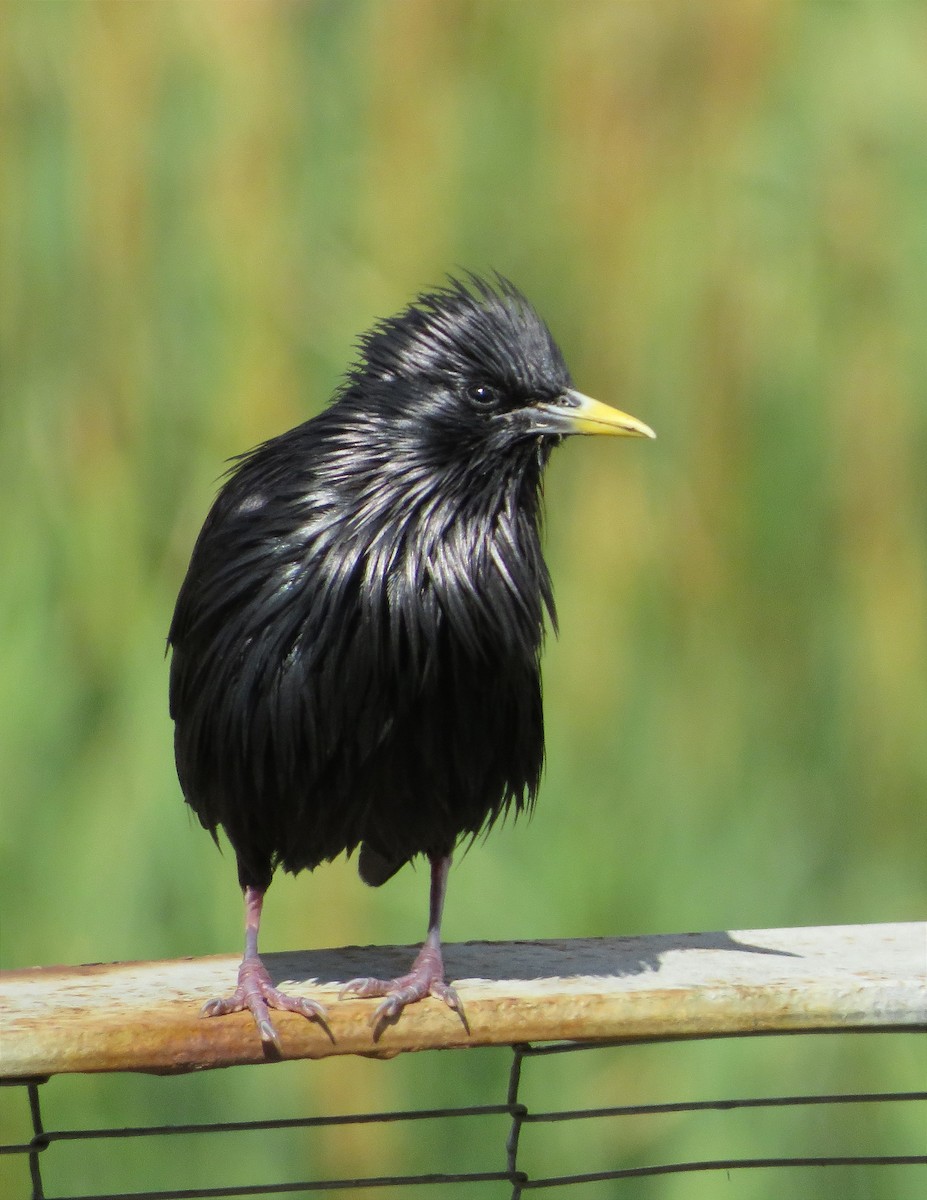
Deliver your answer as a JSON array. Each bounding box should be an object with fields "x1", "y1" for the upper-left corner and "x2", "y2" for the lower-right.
[
  {"x1": 525, "y1": 389, "x2": 656, "y2": 439},
  {"x1": 561, "y1": 390, "x2": 656, "y2": 438}
]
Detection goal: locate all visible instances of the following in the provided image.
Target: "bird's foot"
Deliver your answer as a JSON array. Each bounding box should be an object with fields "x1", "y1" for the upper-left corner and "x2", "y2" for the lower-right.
[
  {"x1": 339, "y1": 942, "x2": 468, "y2": 1037},
  {"x1": 202, "y1": 953, "x2": 328, "y2": 1050}
]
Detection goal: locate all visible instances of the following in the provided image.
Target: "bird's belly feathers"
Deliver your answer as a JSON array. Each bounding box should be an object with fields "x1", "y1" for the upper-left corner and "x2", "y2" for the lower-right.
[
  {"x1": 172, "y1": 577, "x2": 546, "y2": 887},
  {"x1": 170, "y1": 473, "x2": 552, "y2": 888},
  {"x1": 271, "y1": 626, "x2": 545, "y2": 878}
]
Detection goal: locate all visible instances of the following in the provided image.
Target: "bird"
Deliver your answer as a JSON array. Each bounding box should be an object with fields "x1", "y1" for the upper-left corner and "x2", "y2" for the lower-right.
[{"x1": 168, "y1": 274, "x2": 654, "y2": 1047}]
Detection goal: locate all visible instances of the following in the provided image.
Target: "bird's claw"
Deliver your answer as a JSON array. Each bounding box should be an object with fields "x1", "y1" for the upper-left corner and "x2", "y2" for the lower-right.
[
  {"x1": 202, "y1": 956, "x2": 328, "y2": 1048},
  {"x1": 372, "y1": 979, "x2": 463, "y2": 1022},
  {"x1": 339, "y1": 972, "x2": 468, "y2": 1037},
  {"x1": 430, "y1": 980, "x2": 464, "y2": 1013}
]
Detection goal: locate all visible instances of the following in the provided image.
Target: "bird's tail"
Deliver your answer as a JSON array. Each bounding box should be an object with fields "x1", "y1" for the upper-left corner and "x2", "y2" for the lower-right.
[{"x1": 358, "y1": 841, "x2": 404, "y2": 887}]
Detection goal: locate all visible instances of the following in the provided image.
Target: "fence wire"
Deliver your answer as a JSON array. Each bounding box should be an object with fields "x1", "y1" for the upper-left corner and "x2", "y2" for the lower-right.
[{"x1": 2, "y1": 1035, "x2": 925, "y2": 1200}]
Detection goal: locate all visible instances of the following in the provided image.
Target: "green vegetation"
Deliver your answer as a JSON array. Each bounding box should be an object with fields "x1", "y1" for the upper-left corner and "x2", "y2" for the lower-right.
[{"x1": 2, "y1": 3, "x2": 924, "y2": 1197}]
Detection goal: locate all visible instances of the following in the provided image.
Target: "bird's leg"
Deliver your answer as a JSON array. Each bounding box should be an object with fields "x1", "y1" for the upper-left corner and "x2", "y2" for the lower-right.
[
  {"x1": 339, "y1": 853, "x2": 467, "y2": 1034},
  {"x1": 201, "y1": 885, "x2": 327, "y2": 1049}
]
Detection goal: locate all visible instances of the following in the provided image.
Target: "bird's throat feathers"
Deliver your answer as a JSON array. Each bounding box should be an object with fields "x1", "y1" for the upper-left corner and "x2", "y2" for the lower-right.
[{"x1": 327, "y1": 420, "x2": 556, "y2": 673}]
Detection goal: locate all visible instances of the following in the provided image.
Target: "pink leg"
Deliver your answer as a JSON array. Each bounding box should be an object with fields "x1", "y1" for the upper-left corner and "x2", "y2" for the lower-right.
[
  {"x1": 202, "y1": 885, "x2": 327, "y2": 1048},
  {"x1": 339, "y1": 854, "x2": 467, "y2": 1034}
]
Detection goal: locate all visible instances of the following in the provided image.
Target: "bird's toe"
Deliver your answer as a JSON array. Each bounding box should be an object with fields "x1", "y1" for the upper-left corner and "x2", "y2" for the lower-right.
[
  {"x1": 338, "y1": 976, "x2": 382, "y2": 1001},
  {"x1": 201, "y1": 996, "x2": 232, "y2": 1019},
  {"x1": 294, "y1": 995, "x2": 328, "y2": 1021},
  {"x1": 256, "y1": 1016, "x2": 283, "y2": 1050}
]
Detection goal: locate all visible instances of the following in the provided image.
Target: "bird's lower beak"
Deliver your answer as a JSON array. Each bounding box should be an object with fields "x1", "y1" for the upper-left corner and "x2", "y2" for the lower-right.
[{"x1": 526, "y1": 390, "x2": 656, "y2": 440}]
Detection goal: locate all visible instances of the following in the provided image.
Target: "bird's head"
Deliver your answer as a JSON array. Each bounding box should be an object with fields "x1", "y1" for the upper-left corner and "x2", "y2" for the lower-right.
[{"x1": 338, "y1": 275, "x2": 654, "y2": 477}]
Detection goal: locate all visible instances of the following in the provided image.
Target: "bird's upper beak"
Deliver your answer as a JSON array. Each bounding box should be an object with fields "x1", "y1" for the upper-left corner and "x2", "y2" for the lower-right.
[{"x1": 524, "y1": 389, "x2": 656, "y2": 440}]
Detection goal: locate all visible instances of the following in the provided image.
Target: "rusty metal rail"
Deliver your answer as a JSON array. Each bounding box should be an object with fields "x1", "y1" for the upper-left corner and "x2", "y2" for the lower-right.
[{"x1": 2, "y1": 922, "x2": 924, "y2": 1076}]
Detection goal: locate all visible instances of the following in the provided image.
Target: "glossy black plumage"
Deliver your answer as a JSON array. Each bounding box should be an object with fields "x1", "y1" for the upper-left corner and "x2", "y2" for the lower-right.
[{"x1": 168, "y1": 275, "x2": 653, "y2": 1042}]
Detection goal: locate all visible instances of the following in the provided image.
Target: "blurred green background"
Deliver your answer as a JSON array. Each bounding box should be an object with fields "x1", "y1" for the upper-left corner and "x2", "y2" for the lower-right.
[{"x1": 1, "y1": 1, "x2": 924, "y2": 1197}]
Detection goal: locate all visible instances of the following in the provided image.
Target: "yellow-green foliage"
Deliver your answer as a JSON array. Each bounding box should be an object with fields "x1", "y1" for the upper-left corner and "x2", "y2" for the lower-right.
[{"x1": 2, "y1": 3, "x2": 924, "y2": 1197}]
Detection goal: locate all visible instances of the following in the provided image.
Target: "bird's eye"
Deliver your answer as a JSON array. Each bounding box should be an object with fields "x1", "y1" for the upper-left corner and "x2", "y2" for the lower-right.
[{"x1": 466, "y1": 383, "x2": 500, "y2": 410}]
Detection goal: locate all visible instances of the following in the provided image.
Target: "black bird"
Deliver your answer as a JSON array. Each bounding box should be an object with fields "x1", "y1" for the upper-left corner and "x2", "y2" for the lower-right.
[{"x1": 168, "y1": 275, "x2": 654, "y2": 1045}]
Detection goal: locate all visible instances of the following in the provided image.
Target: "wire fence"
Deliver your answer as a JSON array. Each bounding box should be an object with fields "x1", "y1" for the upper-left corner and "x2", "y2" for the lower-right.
[{"x1": 3, "y1": 1035, "x2": 926, "y2": 1199}]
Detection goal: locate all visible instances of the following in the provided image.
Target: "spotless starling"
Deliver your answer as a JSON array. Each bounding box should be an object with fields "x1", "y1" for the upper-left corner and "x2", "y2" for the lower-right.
[{"x1": 168, "y1": 275, "x2": 654, "y2": 1046}]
